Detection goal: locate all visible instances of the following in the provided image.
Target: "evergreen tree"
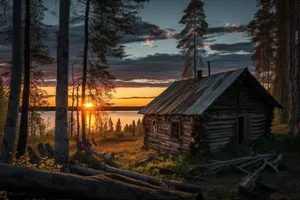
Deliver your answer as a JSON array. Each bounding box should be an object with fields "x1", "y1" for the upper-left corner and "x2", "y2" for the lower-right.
[
  {"x1": 287, "y1": 0, "x2": 300, "y2": 136},
  {"x1": 177, "y1": 0, "x2": 208, "y2": 79},
  {"x1": 248, "y1": 0, "x2": 276, "y2": 91},
  {"x1": 124, "y1": 124, "x2": 129, "y2": 133},
  {"x1": 274, "y1": 0, "x2": 289, "y2": 124},
  {"x1": 75, "y1": 0, "x2": 147, "y2": 143},
  {"x1": 103, "y1": 122, "x2": 108, "y2": 133},
  {"x1": 136, "y1": 118, "x2": 143, "y2": 136},
  {"x1": 0, "y1": 78, "x2": 7, "y2": 139},
  {"x1": 132, "y1": 120, "x2": 136, "y2": 136},
  {"x1": 0, "y1": 0, "x2": 22, "y2": 163},
  {"x1": 108, "y1": 117, "x2": 114, "y2": 133},
  {"x1": 17, "y1": 0, "x2": 53, "y2": 158},
  {"x1": 115, "y1": 118, "x2": 122, "y2": 133}
]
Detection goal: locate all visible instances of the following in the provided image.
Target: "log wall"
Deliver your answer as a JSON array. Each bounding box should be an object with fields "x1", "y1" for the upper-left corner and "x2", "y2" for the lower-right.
[
  {"x1": 203, "y1": 79, "x2": 274, "y2": 152},
  {"x1": 143, "y1": 115, "x2": 195, "y2": 154},
  {"x1": 142, "y1": 78, "x2": 275, "y2": 155}
]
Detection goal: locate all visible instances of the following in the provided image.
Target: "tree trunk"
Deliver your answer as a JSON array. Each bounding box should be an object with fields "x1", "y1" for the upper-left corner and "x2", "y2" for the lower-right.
[
  {"x1": 16, "y1": 0, "x2": 31, "y2": 159},
  {"x1": 81, "y1": 0, "x2": 90, "y2": 145},
  {"x1": 0, "y1": 0, "x2": 23, "y2": 164},
  {"x1": 55, "y1": 0, "x2": 71, "y2": 165},
  {"x1": 288, "y1": 0, "x2": 300, "y2": 136},
  {"x1": 76, "y1": 79, "x2": 80, "y2": 149},
  {"x1": 0, "y1": 163, "x2": 202, "y2": 200},
  {"x1": 275, "y1": 0, "x2": 289, "y2": 124}
]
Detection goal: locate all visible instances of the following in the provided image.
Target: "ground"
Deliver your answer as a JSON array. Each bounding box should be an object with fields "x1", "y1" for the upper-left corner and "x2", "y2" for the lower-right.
[{"x1": 75, "y1": 132, "x2": 300, "y2": 200}]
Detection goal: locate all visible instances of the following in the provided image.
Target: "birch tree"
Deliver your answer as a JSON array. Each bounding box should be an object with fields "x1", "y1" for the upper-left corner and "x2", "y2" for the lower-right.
[
  {"x1": 0, "y1": 0, "x2": 22, "y2": 163},
  {"x1": 55, "y1": 0, "x2": 71, "y2": 165}
]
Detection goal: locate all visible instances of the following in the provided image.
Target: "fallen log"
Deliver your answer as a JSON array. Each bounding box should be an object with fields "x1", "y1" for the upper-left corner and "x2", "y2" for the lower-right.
[
  {"x1": 82, "y1": 145, "x2": 114, "y2": 166},
  {"x1": 237, "y1": 154, "x2": 283, "y2": 194},
  {"x1": 149, "y1": 167, "x2": 211, "y2": 183},
  {"x1": 85, "y1": 152, "x2": 203, "y2": 193},
  {"x1": 0, "y1": 163, "x2": 202, "y2": 200},
  {"x1": 135, "y1": 155, "x2": 162, "y2": 167}
]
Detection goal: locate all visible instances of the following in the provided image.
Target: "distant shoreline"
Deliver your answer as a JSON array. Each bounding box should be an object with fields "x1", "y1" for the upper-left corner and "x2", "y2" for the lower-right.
[{"x1": 20, "y1": 106, "x2": 144, "y2": 112}]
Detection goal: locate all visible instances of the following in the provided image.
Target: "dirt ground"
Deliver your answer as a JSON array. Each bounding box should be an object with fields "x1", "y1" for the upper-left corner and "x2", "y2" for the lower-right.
[{"x1": 82, "y1": 135, "x2": 300, "y2": 200}]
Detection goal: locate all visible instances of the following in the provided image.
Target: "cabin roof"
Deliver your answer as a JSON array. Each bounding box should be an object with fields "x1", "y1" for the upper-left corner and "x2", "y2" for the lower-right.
[{"x1": 139, "y1": 68, "x2": 282, "y2": 115}]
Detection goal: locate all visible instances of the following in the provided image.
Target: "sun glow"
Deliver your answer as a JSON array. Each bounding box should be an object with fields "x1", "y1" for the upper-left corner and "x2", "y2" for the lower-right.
[{"x1": 84, "y1": 103, "x2": 94, "y2": 108}]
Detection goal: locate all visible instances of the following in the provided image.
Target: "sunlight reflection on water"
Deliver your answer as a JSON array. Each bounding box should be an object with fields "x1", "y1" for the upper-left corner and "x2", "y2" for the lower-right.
[{"x1": 41, "y1": 111, "x2": 143, "y2": 131}]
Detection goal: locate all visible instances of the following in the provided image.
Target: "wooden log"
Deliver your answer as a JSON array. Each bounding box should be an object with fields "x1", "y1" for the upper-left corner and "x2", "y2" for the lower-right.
[
  {"x1": 0, "y1": 163, "x2": 202, "y2": 200},
  {"x1": 135, "y1": 155, "x2": 162, "y2": 167},
  {"x1": 85, "y1": 151, "x2": 202, "y2": 194},
  {"x1": 70, "y1": 164, "x2": 106, "y2": 176},
  {"x1": 83, "y1": 145, "x2": 114, "y2": 166}
]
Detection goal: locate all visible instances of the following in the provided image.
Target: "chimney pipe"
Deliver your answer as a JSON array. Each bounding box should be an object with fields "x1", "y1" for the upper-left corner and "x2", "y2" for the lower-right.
[
  {"x1": 207, "y1": 61, "x2": 211, "y2": 76},
  {"x1": 197, "y1": 70, "x2": 203, "y2": 80}
]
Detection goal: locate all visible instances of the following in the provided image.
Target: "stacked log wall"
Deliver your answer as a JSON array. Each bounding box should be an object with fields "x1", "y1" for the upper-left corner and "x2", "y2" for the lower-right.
[
  {"x1": 143, "y1": 115, "x2": 195, "y2": 154},
  {"x1": 203, "y1": 79, "x2": 274, "y2": 152}
]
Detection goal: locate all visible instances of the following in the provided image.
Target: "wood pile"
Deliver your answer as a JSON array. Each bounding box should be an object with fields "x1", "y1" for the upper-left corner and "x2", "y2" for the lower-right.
[{"x1": 0, "y1": 144, "x2": 204, "y2": 200}]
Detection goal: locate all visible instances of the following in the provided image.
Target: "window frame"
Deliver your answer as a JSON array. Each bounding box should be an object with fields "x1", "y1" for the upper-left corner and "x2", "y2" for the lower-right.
[{"x1": 170, "y1": 121, "x2": 180, "y2": 139}]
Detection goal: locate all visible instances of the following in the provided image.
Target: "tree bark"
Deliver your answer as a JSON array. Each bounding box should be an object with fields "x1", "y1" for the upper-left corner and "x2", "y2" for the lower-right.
[
  {"x1": 55, "y1": 0, "x2": 71, "y2": 165},
  {"x1": 288, "y1": 0, "x2": 300, "y2": 136},
  {"x1": 0, "y1": 163, "x2": 202, "y2": 200},
  {"x1": 81, "y1": 0, "x2": 91, "y2": 145},
  {"x1": 0, "y1": 0, "x2": 23, "y2": 164},
  {"x1": 16, "y1": 0, "x2": 31, "y2": 159}
]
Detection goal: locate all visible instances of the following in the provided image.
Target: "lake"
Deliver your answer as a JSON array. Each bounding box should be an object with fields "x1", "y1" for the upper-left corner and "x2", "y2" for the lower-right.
[{"x1": 41, "y1": 111, "x2": 143, "y2": 131}]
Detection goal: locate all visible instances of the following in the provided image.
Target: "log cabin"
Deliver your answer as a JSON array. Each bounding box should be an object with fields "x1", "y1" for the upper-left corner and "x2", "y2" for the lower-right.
[{"x1": 138, "y1": 68, "x2": 282, "y2": 156}]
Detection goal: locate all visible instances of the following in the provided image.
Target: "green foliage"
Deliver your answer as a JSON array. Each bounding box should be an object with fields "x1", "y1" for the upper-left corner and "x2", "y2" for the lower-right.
[{"x1": 13, "y1": 155, "x2": 62, "y2": 172}]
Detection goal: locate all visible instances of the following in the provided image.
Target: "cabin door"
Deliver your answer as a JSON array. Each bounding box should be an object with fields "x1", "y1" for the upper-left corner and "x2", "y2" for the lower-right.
[{"x1": 237, "y1": 116, "x2": 251, "y2": 144}]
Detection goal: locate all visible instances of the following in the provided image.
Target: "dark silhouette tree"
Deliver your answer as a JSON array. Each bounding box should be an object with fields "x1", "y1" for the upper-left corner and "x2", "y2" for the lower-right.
[
  {"x1": 17, "y1": 0, "x2": 53, "y2": 159},
  {"x1": 0, "y1": 0, "x2": 22, "y2": 163},
  {"x1": 177, "y1": 0, "x2": 208, "y2": 79},
  {"x1": 115, "y1": 118, "x2": 122, "y2": 133}
]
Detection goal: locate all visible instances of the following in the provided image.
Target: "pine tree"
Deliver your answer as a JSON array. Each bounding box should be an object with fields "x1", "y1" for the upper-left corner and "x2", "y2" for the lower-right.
[
  {"x1": 115, "y1": 118, "x2": 122, "y2": 133},
  {"x1": 124, "y1": 124, "x2": 129, "y2": 133},
  {"x1": 177, "y1": 0, "x2": 208, "y2": 79},
  {"x1": 287, "y1": 0, "x2": 300, "y2": 136},
  {"x1": 274, "y1": 0, "x2": 289, "y2": 124},
  {"x1": 75, "y1": 0, "x2": 147, "y2": 143},
  {"x1": 248, "y1": 0, "x2": 276, "y2": 92},
  {"x1": 103, "y1": 121, "x2": 108, "y2": 133},
  {"x1": 0, "y1": 0, "x2": 22, "y2": 163},
  {"x1": 17, "y1": 0, "x2": 53, "y2": 159},
  {"x1": 132, "y1": 120, "x2": 136, "y2": 136},
  {"x1": 108, "y1": 117, "x2": 114, "y2": 133},
  {"x1": 0, "y1": 78, "x2": 7, "y2": 140}
]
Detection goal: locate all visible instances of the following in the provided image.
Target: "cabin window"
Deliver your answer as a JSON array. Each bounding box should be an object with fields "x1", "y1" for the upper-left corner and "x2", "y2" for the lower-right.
[
  {"x1": 239, "y1": 91, "x2": 247, "y2": 106},
  {"x1": 152, "y1": 121, "x2": 157, "y2": 133},
  {"x1": 171, "y1": 122, "x2": 180, "y2": 138}
]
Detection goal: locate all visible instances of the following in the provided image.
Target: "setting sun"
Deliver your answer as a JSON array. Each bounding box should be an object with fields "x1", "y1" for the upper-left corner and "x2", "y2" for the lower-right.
[{"x1": 84, "y1": 103, "x2": 94, "y2": 108}]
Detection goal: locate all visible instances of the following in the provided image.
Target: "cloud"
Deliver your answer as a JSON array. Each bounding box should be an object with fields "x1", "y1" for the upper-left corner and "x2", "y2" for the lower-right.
[
  {"x1": 206, "y1": 25, "x2": 248, "y2": 35},
  {"x1": 209, "y1": 42, "x2": 253, "y2": 52}
]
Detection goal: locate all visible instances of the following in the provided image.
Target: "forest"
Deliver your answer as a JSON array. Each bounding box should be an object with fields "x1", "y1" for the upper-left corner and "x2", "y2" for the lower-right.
[{"x1": 0, "y1": 0, "x2": 300, "y2": 199}]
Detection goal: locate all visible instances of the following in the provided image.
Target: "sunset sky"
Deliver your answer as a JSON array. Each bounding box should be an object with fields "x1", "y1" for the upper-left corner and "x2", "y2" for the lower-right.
[{"x1": 0, "y1": 0, "x2": 257, "y2": 106}]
